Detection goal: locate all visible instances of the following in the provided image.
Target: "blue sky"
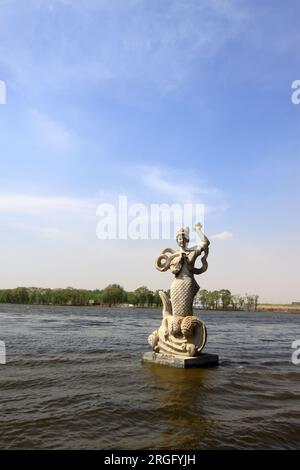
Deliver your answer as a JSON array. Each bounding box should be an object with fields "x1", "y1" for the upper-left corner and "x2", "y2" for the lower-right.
[{"x1": 0, "y1": 0, "x2": 299, "y2": 302}]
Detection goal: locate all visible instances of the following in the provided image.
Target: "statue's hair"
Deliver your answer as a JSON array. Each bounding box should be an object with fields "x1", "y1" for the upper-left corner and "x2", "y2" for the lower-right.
[{"x1": 176, "y1": 226, "x2": 189, "y2": 241}]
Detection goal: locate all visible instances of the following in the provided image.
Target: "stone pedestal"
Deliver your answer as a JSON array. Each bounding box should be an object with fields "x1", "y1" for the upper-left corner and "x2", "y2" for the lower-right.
[{"x1": 142, "y1": 351, "x2": 219, "y2": 369}]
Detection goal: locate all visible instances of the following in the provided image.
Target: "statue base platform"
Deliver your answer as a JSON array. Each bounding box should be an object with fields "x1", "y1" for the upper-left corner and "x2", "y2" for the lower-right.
[{"x1": 142, "y1": 351, "x2": 219, "y2": 369}]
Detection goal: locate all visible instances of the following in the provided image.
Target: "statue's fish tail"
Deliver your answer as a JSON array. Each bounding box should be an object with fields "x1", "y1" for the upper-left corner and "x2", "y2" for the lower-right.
[{"x1": 159, "y1": 290, "x2": 172, "y2": 318}]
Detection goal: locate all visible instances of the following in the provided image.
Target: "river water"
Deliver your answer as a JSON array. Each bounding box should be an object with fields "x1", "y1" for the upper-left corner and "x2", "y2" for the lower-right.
[{"x1": 0, "y1": 304, "x2": 299, "y2": 449}]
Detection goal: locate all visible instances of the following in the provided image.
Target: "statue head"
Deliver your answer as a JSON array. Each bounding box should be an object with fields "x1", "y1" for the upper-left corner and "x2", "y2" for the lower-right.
[{"x1": 176, "y1": 226, "x2": 189, "y2": 249}]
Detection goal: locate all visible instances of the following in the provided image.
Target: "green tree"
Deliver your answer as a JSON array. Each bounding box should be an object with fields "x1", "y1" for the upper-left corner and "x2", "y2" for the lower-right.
[
  {"x1": 198, "y1": 289, "x2": 209, "y2": 308},
  {"x1": 207, "y1": 290, "x2": 221, "y2": 310},
  {"x1": 127, "y1": 292, "x2": 138, "y2": 306},
  {"x1": 101, "y1": 284, "x2": 127, "y2": 307},
  {"x1": 134, "y1": 286, "x2": 153, "y2": 306},
  {"x1": 219, "y1": 289, "x2": 232, "y2": 309}
]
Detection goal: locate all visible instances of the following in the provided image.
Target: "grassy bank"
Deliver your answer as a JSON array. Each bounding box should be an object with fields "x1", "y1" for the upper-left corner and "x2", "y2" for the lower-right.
[{"x1": 257, "y1": 304, "x2": 300, "y2": 314}]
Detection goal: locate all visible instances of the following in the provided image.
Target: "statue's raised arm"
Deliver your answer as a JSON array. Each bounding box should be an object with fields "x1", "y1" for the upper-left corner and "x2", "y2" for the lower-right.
[
  {"x1": 191, "y1": 222, "x2": 210, "y2": 275},
  {"x1": 194, "y1": 222, "x2": 210, "y2": 250}
]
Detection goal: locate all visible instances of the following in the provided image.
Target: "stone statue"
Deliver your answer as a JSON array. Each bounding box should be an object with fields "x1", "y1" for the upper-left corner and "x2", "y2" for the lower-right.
[{"x1": 148, "y1": 223, "x2": 210, "y2": 357}]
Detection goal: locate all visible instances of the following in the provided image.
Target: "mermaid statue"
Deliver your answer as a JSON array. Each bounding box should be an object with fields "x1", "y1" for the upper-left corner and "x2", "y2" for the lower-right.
[{"x1": 148, "y1": 222, "x2": 210, "y2": 357}]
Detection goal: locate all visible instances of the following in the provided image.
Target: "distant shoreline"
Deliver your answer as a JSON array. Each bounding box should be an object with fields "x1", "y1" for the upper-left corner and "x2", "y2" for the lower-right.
[
  {"x1": 0, "y1": 303, "x2": 299, "y2": 313},
  {"x1": 256, "y1": 304, "x2": 300, "y2": 314}
]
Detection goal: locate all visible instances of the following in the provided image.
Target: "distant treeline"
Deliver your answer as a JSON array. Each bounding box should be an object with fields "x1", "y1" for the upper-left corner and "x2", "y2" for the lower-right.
[
  {"x1": 0, "y1": 286, "x2": 259, "y2": 311},
  {"x1": 0, "y1": 285, "x2": 162, "y2": 308},
  {"x1": 195, "y1": 289, "x2": 259, "y2": 312}
]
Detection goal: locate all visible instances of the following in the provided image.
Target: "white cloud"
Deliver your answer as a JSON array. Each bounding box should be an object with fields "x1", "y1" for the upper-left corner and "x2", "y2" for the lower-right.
[
  {"x1": 30, "y1": 109, "x2": 76, "y2": 152},
  {"x1": 5, "y1": 221, "x2": 69, "y2": 240},
  {"x1": 141, "y1": 166, "x2": 219, "y2": 202},
  {"x1": 39, "y1": 227, "x2": 68, "y2": 240},
  {"x1": 211, "y1": 231, "x2": 233, "y2": 240},
  {"x1": 139, "y1": 165, "x2": 226, "y2": 219},
  {"x1": 0, "y1": 168, "x2": 226, "y2": 245},
  {"x1": 0, "y1": 193, "x2": 98, "y2": 246},
  {"x1": 0, "y1": 193, "x2": 94, "y2": 216}
]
